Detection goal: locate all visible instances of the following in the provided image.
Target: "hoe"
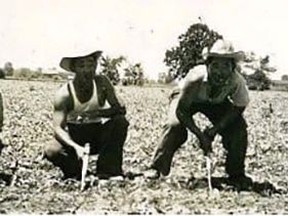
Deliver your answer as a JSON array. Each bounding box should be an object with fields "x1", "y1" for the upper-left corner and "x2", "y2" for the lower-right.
[{"x1": 81, "y1": 143, "x2": 90, "y2": 191}]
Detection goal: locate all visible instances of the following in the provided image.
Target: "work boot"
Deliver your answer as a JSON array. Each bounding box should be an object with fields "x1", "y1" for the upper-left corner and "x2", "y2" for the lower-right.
[
  {"x1": 143, "y1": 168, "x2": 160, "y2": 179},
  {"x1": 228, "y1": 174, "x2": 253, "y2": 190},
  {"x1": 96, "y1": 172, "x2": 124, "y2": 180},
  {"x1": 62, "y1": 172, "x2": 81, "y2": 181}
]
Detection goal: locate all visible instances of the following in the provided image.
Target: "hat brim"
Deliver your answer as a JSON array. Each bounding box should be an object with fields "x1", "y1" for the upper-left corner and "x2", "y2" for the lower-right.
[
  {"x1": 60, "y1": 50, "x2": 103, "y2": 72},
  {"x1": 205, "y1": 51, "x2": 244, "y2": 62}
]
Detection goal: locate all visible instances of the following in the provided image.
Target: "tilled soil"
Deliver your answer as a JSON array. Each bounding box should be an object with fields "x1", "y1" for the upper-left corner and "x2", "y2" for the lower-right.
[{"x1": 0, "y1": 79, "x2": 287, "y2": 214}]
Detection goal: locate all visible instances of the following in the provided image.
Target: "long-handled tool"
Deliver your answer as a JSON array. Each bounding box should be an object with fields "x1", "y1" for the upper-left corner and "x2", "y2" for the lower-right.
[
  {"x1": 205, "y1": 153, "x2": 213, "y2": 193},
  {"x1": 81, "y1": 143, "x2": 90, "y2": 191},
  {"x1": 203, "y1": 128, "x2": 214, "y2": 193}
]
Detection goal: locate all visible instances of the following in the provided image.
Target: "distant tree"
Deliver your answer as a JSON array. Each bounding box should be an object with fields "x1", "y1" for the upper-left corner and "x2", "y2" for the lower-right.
[
  {"x1": 158, "y1": 71, "x2": 173, "y2": 84},
  {"x1": 164, "y1": 22, "x2": 223, "y2": 79},
  {"x1": 241, "y1": 53, "x2": 274, "y2": 91},
  {"x1": 158, "y1": 72, "x2": 166, "y2": 84},
  {"x1": 0, "y1": 69, "x2": 5, "y2": 79},
  {"x1": 281, "y1": 75, "x2": 288, "y2": 81},
  {"x1": 245, "y1": 69, "x2": 271, "y2": 91},
  {"x1": 260, "y1": 55, "x2": 277, "y2": 73},
  {"x1": 13, "y1": 68, "x2": 41, "y2": 80},
  {"x1": 4, "y1": 62, "x2": 14, "y2": 76},
  {"x1": 133, "y1": 63, "x2": 144, "y2": 86},
  {"x1": 122, "y1": 63, "x2": 145, "y2": 86},
  {"x1": 122, "y1": 68, "x2": 134, "y2": 86},
  {"x1": 100, "y1": 56, "x2": 126, "y2": 85},
  {"x1": 243, "y1": 51, "x2": 257, "y2": 63},
  {"x1": 36, "y1": 67, "x2": 43, "y2": 73}
]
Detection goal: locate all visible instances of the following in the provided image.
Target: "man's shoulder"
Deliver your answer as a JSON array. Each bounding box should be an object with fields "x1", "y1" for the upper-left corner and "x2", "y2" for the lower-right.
[
  {"x1": 179, "y1": 65, "x2": 206, "y2": 89},
  {"x1": 185, "y1": 65, "x2": 207, "y2": 83},
  {"x1": 56, "y1": 82, "x2": 69, "y2": 96},
  {"x1": 54, "y1": 83, "x2": 71, "y2": 108},
  {"x1": 233, "y1": 71, "x2": 247, "y2": 85}
]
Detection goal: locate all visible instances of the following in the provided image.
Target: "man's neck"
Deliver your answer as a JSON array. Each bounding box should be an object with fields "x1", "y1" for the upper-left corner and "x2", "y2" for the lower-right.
[{"x1": 73, "y1": 77, "x2": 94, "y2": 103}]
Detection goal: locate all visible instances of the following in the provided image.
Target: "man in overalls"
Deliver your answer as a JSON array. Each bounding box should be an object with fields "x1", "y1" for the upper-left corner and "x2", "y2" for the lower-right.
[
  {"x1": 145, "y1": 40, "x2": 252, "y2": 187},
  {"x1": 44, "y1": 51, "x2": 129, "y2": 180}
]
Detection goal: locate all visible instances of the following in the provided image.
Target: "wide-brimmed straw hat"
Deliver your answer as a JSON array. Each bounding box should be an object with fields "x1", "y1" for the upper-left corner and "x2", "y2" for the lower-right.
[
  {"x1": 202, "y1": 40, "x2": 244, "y2": 62},
  {"x1": 59, "y1": 50, "x2": 103, "y2": 72}
]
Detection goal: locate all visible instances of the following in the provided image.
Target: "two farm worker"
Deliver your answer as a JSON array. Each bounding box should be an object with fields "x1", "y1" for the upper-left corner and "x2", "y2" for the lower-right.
[
  {"x1": 145, "y1": 40, "x2": 252, "y2": 188},
  {"x1": 44, "y1": 51, "x2": 129, "y2": 180}
]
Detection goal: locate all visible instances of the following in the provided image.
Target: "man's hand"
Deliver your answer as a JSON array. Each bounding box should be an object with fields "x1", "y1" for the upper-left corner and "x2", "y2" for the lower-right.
[
  {"x1": 203, "y1": 126, "x2": 218, "y2": 141},
  {"x1": 75, "y1": 146, "x2": 86, "y2": 159},
  {"x1": 198, "y1": 133, "x2": 213, "y2": 156},
  {"x1": 199, "y1": 126, "x2": 219, "y2": 155},
  {"x1": 119, "y1": 106, "x2": 126, "y2": 115}
]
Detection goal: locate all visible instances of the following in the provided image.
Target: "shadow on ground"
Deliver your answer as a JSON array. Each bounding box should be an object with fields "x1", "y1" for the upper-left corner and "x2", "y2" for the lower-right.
[
  {"x1": 0, "y1": 173, "x2": 13, "y2": 186},
  {"x1": 185, "y1": 176, "x2": 285, "y2": 196}
]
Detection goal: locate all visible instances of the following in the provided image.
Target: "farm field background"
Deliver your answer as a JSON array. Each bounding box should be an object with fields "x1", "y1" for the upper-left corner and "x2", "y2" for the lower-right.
[{"x1": 0, "y1": 79, "x2": 288, "y2": 214}]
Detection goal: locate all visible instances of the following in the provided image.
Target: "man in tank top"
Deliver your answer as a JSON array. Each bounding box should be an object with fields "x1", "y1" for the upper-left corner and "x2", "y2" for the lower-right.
[{"x1": 44, "y1": 50, "x2": 129, "y2": 180}]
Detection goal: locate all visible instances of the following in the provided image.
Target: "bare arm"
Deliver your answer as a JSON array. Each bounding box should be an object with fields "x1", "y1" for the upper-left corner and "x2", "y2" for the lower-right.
[
  {"x1": 176, "y1": 80, "x2": 203, "y2": 138},
  {"x1": 53, "y1": 86, "x2": 83, "y2": 155},
  {"x1": 175, "y1": 66, "x2": 213, "y2": 154},
  {"x1": 94, "y1": 76, "x2": 126, "y2": 117},
  {"x1": 175, "y1": 66, "x2": 207, "y2": 139}
]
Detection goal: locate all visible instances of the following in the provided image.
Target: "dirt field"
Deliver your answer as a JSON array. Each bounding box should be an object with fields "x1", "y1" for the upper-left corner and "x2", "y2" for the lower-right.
[{"x1": 0, "y1": 79, "x2": 288, "y2": 214}]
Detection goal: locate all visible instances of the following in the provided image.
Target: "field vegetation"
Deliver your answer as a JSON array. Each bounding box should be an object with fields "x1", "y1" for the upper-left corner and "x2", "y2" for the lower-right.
[{"x1": 0, "y1": 80, "x2": 287, "y2": 214}]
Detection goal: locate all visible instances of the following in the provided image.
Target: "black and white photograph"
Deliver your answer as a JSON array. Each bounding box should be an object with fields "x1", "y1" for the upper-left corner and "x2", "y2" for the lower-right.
[{"x1": 0, "y1": 0, "x2": 287, "y2": 214}]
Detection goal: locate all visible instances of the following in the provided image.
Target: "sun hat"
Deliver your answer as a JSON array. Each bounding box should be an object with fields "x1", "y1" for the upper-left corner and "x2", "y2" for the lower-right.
[
  {"x1": 59, "y1": 50, "x2": 103, "y2": 72},
  {"x1": 202, "y1": 40, "x2": 244, "y2": 61}
]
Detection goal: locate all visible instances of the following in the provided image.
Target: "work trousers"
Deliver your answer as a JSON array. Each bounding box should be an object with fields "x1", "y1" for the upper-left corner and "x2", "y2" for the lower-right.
[
  {"x1": 44, "y1": 115, "x2": 129, "y2": 178},
  {"x1": 151, "y1": 94, "x2": 248, "y2": 177}
]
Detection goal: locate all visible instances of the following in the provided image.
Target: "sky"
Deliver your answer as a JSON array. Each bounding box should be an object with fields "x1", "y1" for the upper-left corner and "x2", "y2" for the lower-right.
[{"x1": 0, "y1": 0, "x2": 288, "y2": 80}]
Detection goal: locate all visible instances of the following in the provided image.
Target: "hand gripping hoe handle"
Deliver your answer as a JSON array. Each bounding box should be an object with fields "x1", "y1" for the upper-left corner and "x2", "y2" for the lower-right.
[{"x1": 81, "y1": 143, "x2": 90, "y2": 191}]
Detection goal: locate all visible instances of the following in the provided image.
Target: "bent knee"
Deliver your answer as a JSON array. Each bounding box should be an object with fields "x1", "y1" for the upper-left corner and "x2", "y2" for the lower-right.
[
  {"x1": 44, "y1": 141, "x2": 63, "y2": 159},
  {"x1": 164, "y1": 121, "x2": 188, "y2": 140},
  {"x1": 166, "y1": 115, "x2": 184, "y2": 129},
  {"x1": 112, "y1": 115, "x2": 129, "y2": 128}
]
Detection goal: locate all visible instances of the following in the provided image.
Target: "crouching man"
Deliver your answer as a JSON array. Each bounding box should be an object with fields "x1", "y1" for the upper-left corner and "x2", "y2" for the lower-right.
[
  {"x1": 145, "y1": 40, "x2": 252, "y2": 188},
  {"x1": 44, "y1": 50, "x2": 129, "y2": 180}
]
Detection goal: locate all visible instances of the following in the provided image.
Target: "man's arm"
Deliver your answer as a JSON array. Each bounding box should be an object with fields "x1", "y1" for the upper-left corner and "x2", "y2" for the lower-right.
[
  {"x1": 176, "y1": 80, "x2": 202, "y2": 138},
  {"x1": 95, "y1": 75, "x2": 126, "y2": 117},
  {"x1": 175, "y1": 66, "x2": 207, "y2": 138},
  {"x1": 176, "y1": 81, "x2": 213, "y2": 155},
  {"x1": 53, "y1": 86, "x2": 84, "y2": 158},
  {"x1": 176, "y1": 66, "x2": 214, "y2": 154}
]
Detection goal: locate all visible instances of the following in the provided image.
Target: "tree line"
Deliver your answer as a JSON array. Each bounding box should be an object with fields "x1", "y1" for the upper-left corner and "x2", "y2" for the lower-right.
[
  {"x1": 1, "y1": 23, "x2": 284, "y2": 89},
  {"x1": 0, "y1": 57, "x2": 146, "y2": 86},
  {"x1": 161, "y1": 22, "x2": 278, "y2": 90}
]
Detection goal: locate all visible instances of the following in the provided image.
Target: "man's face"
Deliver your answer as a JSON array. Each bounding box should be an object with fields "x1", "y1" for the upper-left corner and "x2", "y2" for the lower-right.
[
  {"x1": 207, "y1": 57, "x2": 234, "y2": 87},
  {"x1": 73, "y1": 57, "x2": 96, "y2": 79}
]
